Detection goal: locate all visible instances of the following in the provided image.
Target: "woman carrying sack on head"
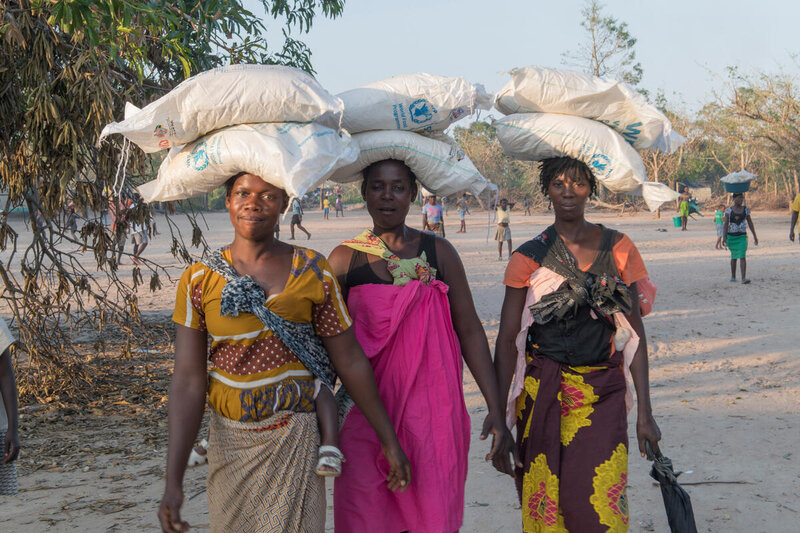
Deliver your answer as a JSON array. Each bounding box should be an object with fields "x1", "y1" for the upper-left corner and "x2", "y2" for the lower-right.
[
  {"x1": 493, "y1": 157, "x2": 661, "y2": 533},
  {"x1": 158, "y1": 172, "x2": 410, "y2": 533},
  {"x1": 327, "y1": 159, "x2": 513, "y2": 533}
]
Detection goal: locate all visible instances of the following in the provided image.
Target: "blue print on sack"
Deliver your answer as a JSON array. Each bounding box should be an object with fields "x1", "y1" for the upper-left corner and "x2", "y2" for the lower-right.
[
  {"x1": 187, "y1": 141, "x2": 209, "y2": 171},
  {"x1": 622, "y1": 122, "x2": 642, "y2": 144},
  {"x1": 409, "y1": 99, "x2": 437, "y2": 124},
  {"x1": 393, "y1": 104, "x2": 408, "y2": 129},
  {"x1": 589, "y1": 154, "x2": 611, "y2": 174}
]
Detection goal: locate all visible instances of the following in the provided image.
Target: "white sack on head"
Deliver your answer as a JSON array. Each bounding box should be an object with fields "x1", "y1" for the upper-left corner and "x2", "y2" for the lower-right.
[
  {"x1": 100, "y1": 64, "x2": 343, "y2": 153},
  {"x1": 494, "y1": 66, "x2": 685, "y2": 153},
  {"x1": 721, "y1": 170, "x2": 757, "y2": 183},
  {"x1": 338, "y1": 73, "x2": 489, "y2": 134},
  {"x1": 329, "y1": 130, "x2": 495, "y2": 197},
  {"x1": 495, "y1": 113, "x2": 648, "y2": 194},
  {"x1": 136, "y1": 123, "x2": 357, "y2": 203}
]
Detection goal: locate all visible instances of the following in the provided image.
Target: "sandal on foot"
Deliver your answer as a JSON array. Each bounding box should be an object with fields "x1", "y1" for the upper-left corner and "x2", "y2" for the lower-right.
[
  {"x1": 729, "y1": 277, "x2": 737, "y2": 282},
  {"x1": 188, "y1": 439, "x2": 208, "y2": 466},
  {"x1": 316, "y1": 445, "x2": 344, "y2": 477},
  {"x1": 742, "y1": 278, "x2": 751, "y2": 284}
]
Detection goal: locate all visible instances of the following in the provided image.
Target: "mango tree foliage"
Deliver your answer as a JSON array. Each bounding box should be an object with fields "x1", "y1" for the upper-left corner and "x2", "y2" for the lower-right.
[{"x1": 0, "y1": 0, "x2": 344, "y2": 399}]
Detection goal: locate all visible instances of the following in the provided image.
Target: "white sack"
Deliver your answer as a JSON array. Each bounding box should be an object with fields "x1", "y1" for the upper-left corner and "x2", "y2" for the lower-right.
[
  {"x1": 494, "y1": 66, "x2": 685, "y2": 153},
  {"x1": 101, "y1": 64, "x2": 343, "y2": 153},
  {"x1": 338, "y1": 73, "x2": 489, "y2": 134},
  {"x1": 329, "y1": 130, "x2": 495, "y2": 197},
  {"x1": 639, "y1": 182, "x2": 681, "y2": 211},
  {"x1": 721, "y1": 170, "x2": 757, "y2": 183},
  {"x1": 495, "y1": 113, "x2": 648, "y2": 194},
  {"x1": 137, "y1": 123, "x2": 356, "y2": 203}
]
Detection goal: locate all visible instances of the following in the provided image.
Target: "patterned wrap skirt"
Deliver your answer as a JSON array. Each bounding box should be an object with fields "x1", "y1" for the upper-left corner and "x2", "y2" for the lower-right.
[
  {"x1": 0, "y1": 429, "x2": 18, "y2": 495},
  {"x1": 514, "y1": 349, "x2": 630, "y2": 532},
  {"x1": 207, "y1": 410, "x2": 324, "y2": 533}
]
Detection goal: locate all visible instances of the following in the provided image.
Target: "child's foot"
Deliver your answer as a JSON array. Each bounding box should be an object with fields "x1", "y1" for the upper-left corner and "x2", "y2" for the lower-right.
[
  {"x1": 742, "y1": 278, "x2": 751, "y2": 284},
  {"x1": 497, "y1": 256, "x2": 503, "y2": 261},
  {"x1": 729, "y1": 277, "x2": 737, "y2": 282},
  {"x1": 188, "y1": 439, "x2": 208, "y2": 466},
  {"x1": 316, "y1": 445, "x2": 344, "y2": 477}
]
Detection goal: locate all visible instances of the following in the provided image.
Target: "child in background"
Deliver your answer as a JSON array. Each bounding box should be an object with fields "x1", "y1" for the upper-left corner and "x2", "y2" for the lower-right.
[
  {"x1": 0, "y1": 317, "x2": 20, "y2": 495},
  {"x1": 679, "y1": 192, "x2": 690, "y2": 231},
  {"x1": 715, "y1": 204, "x2": 725, "y2": 249},
  {"x1": 495, "y1": 198, "x2": 515, "y2": 260},
  {"x1": 323, "y1": 196, "x2": 331, "y2": 220}
]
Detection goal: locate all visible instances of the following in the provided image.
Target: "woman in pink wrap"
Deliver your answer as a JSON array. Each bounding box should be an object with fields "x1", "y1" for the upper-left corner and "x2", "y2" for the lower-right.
[{"x1": 328, "y1": 159, "x2": 513, "y2": 533}]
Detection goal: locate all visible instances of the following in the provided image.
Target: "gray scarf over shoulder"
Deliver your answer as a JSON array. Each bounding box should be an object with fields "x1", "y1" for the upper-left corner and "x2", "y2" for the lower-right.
[{"x1": 203, "y1": 249, "x2": 337, "y2": 390}]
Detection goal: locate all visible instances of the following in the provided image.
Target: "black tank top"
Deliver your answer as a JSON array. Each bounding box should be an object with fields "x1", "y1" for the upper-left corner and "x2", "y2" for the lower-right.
[
  {"x1": 519, "y1": 226, "x2": 622, "y2": 366},
  {"x1": 344, "y1": 232, "x2": 443, "y2": 288}
]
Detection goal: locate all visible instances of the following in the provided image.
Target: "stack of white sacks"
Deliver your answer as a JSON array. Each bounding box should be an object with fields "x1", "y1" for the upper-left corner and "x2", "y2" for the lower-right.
[
  {"x1": 329, "y1": 73, "x2": 497, "y2": 197},
  {"x1": 492, "y1": 66, "x2": 684, "y2": 210},
  {"x1": 100, "y1": 64, "x2": 359, "y2": 202}
]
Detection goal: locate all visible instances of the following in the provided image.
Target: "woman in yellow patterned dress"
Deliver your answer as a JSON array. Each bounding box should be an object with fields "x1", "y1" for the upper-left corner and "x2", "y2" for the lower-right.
[
  {"x1": 158, "y1": 172, "x2": 410, "y2": 533},
  {"x1": 493, "y1": 157, "x2": 662, "y2": 532}
]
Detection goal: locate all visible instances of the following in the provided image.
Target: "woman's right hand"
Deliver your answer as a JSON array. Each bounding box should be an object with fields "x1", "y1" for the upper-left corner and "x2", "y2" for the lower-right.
[
  {"x1": 158, "y1": 485, "x2": 190, "y2": 533},
  {"x1": 381, "y1": 441, "x2": 412, "y2": 492}
]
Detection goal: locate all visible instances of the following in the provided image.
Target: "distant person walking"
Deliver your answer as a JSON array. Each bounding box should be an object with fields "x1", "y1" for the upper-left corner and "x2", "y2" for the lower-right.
[
  {"x1": 723, "y1": 192, "x2": 758, "y2": 283},
  {"x1": 495, "y1": 198, "x2": 515, "y2": 260},
  {"x1": 790, "y1": 192, "x2": 800, "y2": 243},
  {"x1": 290, "y1": 197, "x2": 311, "y2": 240},
  {"x1": 323, "y1": 196, "x2": 331, "y2": 220},
  {"x1": 456, "y1": 193, "x2": 470, "y2": 233},
  {"x1": 335, "y1": 194, "x2": 344, "y2": 217},
  {"x1": 130, "y1": 221, "x2": 149, "y2": 265},
  {"x1": 714, "y1": 204, "x2": 726, "y2": 250},
  {"x1": 523, "y1": 195, "x2": 531, "y2": 216},
  {"x1": 678, "y1": 190, "x2": 690, "y2": 231},
  {"x1": 422, "y1": 195, "x2": 445, "y2": 237}
]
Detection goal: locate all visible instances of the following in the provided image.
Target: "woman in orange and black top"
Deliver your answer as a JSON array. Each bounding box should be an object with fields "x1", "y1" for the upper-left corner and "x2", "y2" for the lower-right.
[{"x1": 492, "y1": 157, "x2": 661, "y2": 532}]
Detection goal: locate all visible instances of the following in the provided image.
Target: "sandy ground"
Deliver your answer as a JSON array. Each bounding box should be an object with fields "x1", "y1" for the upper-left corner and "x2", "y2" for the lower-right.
[{"x1": 1, "y1": 207, "x2": 798, "y2": 532}]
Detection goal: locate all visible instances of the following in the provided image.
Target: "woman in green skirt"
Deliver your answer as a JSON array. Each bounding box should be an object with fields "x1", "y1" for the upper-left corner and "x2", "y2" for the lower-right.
[{"x1": 723, "y1": 192, "x2": 758, "y2": 284}]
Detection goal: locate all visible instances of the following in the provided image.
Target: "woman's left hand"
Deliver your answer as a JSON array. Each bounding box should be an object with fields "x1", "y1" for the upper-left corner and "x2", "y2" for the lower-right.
[
  {"x1": 636, "y1": 412, "x2": 662, "y2": 458},
  {"x1": 381, "y1": 441, "x2": 412, "y2": 492},
  {"x1": 481, "y1": 412, "x2": 519, "y2": 476}
]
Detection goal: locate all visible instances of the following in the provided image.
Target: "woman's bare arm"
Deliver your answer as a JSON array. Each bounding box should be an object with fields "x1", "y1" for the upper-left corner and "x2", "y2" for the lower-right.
[
  {"x1": 159, "y1": 325, "x2": 208, "y2": 533},
  {"x1": 492, "y1": 285, "x2": 528, "y2": 475},
  {"x1": 437, "y1": 239, "x2": 514, "y2": 468}
]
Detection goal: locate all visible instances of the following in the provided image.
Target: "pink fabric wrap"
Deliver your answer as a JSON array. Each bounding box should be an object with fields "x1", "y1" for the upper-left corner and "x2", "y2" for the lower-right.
[
  {"x1": 334, "y1": 280, "x2": 470, "y2": 533},
  {"x1": 505, "y1": 267, "x2": 639, "y2": 430}
]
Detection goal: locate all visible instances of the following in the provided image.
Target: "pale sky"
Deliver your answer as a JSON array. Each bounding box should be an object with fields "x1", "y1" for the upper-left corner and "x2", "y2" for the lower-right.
[{"x1": 254, "y1": 0, "x2": 800, "y2": 115}]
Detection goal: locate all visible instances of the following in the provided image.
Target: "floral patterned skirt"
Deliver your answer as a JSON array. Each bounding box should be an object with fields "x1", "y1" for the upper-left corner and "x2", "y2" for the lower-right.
[{"x1": 514, "y1": 348, "x2": 629, "y2": 532}]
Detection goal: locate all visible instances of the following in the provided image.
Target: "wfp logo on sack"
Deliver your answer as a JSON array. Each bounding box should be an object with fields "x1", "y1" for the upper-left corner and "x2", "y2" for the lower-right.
[
  {"x1": 589, "y1": 154, "x2": 612, "y2": 176},
  {"x1": 409, "y1": 99, "x2": 437, "y2": 125},
  {"x1": 449, "y1": 107, "x2": 467, "y2": 121},
  {"x1": 186, "y1": 142, "x2": 209, "y2": 172}
]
